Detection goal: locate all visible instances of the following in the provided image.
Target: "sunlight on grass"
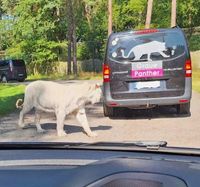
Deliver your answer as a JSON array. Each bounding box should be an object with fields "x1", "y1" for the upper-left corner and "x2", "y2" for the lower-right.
[
  {"x1": 193, "y1": 70, "x2": 200, "y2": 93},
  {"x1": 0, "y1": 84, "x2": 25, "y2": 116},
  {"x1": 191, "y1": 51, "x2": 200, "y2": 93}
]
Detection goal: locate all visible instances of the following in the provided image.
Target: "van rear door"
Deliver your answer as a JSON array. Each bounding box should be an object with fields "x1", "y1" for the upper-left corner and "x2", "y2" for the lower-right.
[
  {"x1": 11, "y1": 60, "x2": 27, "y2": 79},
  {"x1": 107, "y1": 29, "x2": 189, "y2": 100}
]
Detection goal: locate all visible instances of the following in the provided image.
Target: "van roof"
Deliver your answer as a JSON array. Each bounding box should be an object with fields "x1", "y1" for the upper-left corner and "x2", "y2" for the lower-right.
[{"x1": 110, "y1": 27, "x2": 183, "y2": 38}]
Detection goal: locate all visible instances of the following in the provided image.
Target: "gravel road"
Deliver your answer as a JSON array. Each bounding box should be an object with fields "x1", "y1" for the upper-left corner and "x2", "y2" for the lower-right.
[{"x1": 0, "y1": 80, "x2": 200, "y2": 148}]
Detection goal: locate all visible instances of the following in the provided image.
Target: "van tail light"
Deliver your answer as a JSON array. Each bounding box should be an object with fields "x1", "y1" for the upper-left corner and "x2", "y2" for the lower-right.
[
  {"x1": 185, "y1": 59, "x2": 192, "y2": 77},
  {"x1": 103, "y1": 64, "x2": 110, "y2": 82},
  {"x1": 179, "y1": 99, "x2": 189, "y2": 103}
]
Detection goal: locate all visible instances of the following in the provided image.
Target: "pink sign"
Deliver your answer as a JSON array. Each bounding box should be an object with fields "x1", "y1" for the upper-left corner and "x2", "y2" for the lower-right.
[{"x1": 131, "y1": 68, "x2": 163, "y2": 78}]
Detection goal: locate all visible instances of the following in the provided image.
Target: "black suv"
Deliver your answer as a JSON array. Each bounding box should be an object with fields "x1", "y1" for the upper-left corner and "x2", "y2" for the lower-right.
[
  {"x1": 103, "y1": 27, "x2": 192, "y2": 117},
  {"x1": 0, "y1": 59, "x2": 27, "y2": 82}
]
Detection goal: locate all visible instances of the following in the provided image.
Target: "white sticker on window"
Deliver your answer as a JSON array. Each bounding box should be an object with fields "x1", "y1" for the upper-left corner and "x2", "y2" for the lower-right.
[
  {"x1": 120, "y1": 41, "x2": 170, "y2": 61},
  {"x1": 112, "y1": 52, "x2": 117, "y2": 58},
  {"x1": 112, "y1": 38, "x2": 119, "y2": 46}
]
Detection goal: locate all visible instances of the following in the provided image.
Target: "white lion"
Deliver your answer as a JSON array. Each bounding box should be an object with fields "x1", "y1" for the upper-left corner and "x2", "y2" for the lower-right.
[
  {"x1": 16, "y1": 81, "x2": 102, "y2": 137},
  {"x1": 121, "y1": 41, "x2": 170, "y2": 61}
]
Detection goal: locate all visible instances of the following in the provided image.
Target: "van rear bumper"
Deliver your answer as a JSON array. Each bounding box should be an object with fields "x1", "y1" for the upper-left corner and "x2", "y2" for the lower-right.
[{"x1": 103, "y1": 78, "x2": 192, "y2": 107}]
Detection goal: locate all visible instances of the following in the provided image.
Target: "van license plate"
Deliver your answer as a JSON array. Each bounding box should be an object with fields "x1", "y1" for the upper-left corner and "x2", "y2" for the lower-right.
[{"x1": 135, "y1": 81, "x2": 160, "y2": 89}]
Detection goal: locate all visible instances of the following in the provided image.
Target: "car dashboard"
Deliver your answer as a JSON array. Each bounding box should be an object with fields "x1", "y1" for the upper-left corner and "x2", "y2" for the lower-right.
[{"x1": 0, "y1": 145, "x2": 200, "y2": 187}]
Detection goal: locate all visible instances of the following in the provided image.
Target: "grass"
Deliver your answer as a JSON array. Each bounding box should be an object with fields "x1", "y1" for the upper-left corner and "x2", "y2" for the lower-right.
[
  {"x1": 27, "y1": 72, "x2": 102, "y2": 81},
  {"x1": 191, "y1": 51, "x2": 200, "y2": 93},
  {"x1": 0, "y1": 84, "x2": 25, "y2": 116},
  {"x1": 193, "y1": 70, "x2": 200, "y2": 93}
]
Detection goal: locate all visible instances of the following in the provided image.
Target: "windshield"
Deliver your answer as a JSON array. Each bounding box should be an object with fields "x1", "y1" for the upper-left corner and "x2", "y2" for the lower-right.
[{"x1": 0, "y1": 0, "x2": 200, "y2": 150}]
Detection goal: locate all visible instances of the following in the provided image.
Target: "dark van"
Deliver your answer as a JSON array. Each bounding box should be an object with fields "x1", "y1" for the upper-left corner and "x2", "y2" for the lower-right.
[
  {"x1": 0, "y1": 59, "x2": 27, "y2": 82},
  {"x1": 103, "y1": 27, "x2": 192, "y2": 117}
]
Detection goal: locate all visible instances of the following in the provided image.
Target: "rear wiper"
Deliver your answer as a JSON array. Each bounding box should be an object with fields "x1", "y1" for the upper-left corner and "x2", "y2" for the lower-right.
[{"x1": 130, "y1": 59, "x2": 148, "y2": 62}]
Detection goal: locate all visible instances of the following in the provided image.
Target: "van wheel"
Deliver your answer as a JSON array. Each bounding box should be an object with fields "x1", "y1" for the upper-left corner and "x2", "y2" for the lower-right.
[
  {"x1": 103, "y1": 104, "x2": 115, "y2": 117},
  {"x1": 1, "y1": 75, "x2": 7, "y2": 83},
  {"x1": 177, "y1": 102, "x2": 190, "y2": 115}
]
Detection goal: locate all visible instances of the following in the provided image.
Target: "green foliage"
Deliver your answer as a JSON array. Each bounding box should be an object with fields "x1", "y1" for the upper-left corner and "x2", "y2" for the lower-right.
[
  {"x1": 77, "y1": 42, "x2": 91, "y2": 60},
  {"x1": 193, "y1": 70, "x2": 200, "y2": 93},
  {"x1": 151, "y1": 0, "x2": 171, "y2": 28},
  {"x1": 1, "y1": 0, "x2": 66, "y2": 74},
  {"x1": 1, "y1": 0, "x2": 200, "y2": 75},
  {"x1": 0, "y1": 84, "x2": 25, "y2": 116},
  {"x1": 177, "y1": 0, "x2": 200, "y2": 29},
  {"x1": 188, "y1": 35, "x2": 200, "y2": 52},
  {"x1": 113, "y1": 0, "x2": 146, "y2": 31}
]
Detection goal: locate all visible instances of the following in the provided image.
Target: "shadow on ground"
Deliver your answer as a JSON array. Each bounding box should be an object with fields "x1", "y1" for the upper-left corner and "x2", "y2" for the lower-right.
[
  {"x1": 23, "y1": 123, "x2": 112, "y2": 135},
  {"x1": 48, "y1": 123, "x2": 110, "y2": 134},
  {"x1": 109, "y1": 106, "x2": 191, "y2": 120}
]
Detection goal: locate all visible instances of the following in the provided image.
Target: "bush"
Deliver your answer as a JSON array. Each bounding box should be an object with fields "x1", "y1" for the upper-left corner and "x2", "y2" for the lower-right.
[
  {"x1": 80, "y1": 59, "x2": 103, "y2": 72},
  {"x1": 188, "y1": 35, "x2": 200, "y2": 51}
]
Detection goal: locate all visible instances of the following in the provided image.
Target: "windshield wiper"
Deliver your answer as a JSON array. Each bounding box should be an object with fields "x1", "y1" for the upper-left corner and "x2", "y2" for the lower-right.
[
  {"x1": 82, "y1": 141, "x2": 167, "y2": 150},
  {"x1": 1, "y1": 142, "x2": 200, "y2": 156},
  {"x1": 125, "y1": 141, "x2": 168, "y2": 150},
  {"x1": 0, "y1": 142, "x2": 83, "y2": 150},
  {"x1": 0, "y1": 141, "x2": 167, "y2": 149}
]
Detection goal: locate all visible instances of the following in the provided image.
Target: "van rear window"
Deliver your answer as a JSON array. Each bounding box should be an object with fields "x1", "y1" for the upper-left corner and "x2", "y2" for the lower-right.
[
  {"x1": 108, "y1": 31, "x2": 186, "y2": 62},
  {"x1": 12, "y1": 60, "x2": 25, "y2": 67}
]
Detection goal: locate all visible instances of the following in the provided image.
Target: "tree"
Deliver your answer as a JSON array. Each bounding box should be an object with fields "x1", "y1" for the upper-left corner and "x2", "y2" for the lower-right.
[
  {"x1": 108, "y1": 0, "x2": 112, "y2": 35},
  {"x1": 151, "y1": 0, "x2": 171, "y2": 28},
  {"x1": 145, "y1": 0, "x2": 153, "y2": 28},
  {"x1": 177, "y1": 0, "x2": 200, "y2": 37},
  {"x1": 171, "y1": 0, "x2": 176, "y2": 27},
  {"x1": 76, "y1": 0, "x2": 107, "y2": 71},
  {"x1": 1, "y1": 0, "x2": 200, "y2": 75},
  {"x1": 2, "y1": 0, "x2": 65, "y2": 74},
  {"x1": 66, "y1": 0, "x2": 73, "y2": 75},
  {"x1": 113, "y1": 0, "x2": 146, "y2": 31}
]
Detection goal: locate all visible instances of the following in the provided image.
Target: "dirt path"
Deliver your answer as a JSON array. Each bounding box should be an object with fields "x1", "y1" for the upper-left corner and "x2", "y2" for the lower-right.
[{"x1": 0, "y1": 81, "x2": 200, "y2": 148}]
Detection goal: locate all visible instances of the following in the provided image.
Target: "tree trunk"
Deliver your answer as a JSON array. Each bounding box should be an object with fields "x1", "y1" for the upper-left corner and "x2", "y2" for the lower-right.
[
  {"x1": 67, "y1": 38, "x2": 72, "y2": 75},
  {"x1": 72, "y1": 25, "x2": 77, "y2": 75},
  {"x1": 72, "y1": 0, "x2": 78, "y2": 75},
  {"x1": 66, "y1": 0, "x2": 73, "y2": 75},
  {"x1": 171, "y1": 0, "x2": 177, "y2": 27},
  {"x1": 108, "y1": 0, "x2": 112, "y2": 36},
  {"x1": 145, "y1": 0, "x2": 153, "y2": 29}
]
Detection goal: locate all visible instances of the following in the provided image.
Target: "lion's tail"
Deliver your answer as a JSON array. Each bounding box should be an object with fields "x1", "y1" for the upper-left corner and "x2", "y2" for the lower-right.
[{"x1": 16, "y1": 99, "x2": 24, "y2": 109}]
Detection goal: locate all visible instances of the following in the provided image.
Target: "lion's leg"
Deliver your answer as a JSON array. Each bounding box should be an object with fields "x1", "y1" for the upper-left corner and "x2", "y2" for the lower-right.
[
  {"x1": 34, "y1": 110, "x2": 45, "y2": 133},
  {"x1": 56, "y1": 110, "x2": 67, "y2": 136},
  {"x1": 76, "y1": 108, "x2": 97, "y2": 137},
  {"x1": 18, "y1": 99, "x2": 33, "y2": 128}
]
